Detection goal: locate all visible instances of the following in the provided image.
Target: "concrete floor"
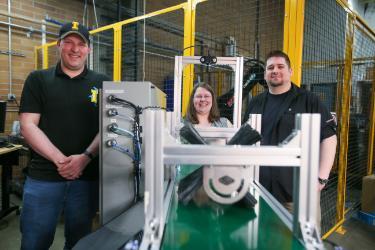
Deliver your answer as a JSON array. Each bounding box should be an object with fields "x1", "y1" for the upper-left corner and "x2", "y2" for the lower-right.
[
  {"x1": 1, "y1": 194, "x2": 374, "y2": 250},
  {"x1": 0, "y1": 194, "x2": 65, "y2": 250},
  {"x1": 324, "y1": 217, "x2": 375, "y2": 250}
]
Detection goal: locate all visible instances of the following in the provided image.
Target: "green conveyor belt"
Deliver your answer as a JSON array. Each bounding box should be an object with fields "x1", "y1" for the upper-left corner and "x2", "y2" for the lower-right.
[{"x1": 161, "y1": 166, "x2": 305, "y2": 250}]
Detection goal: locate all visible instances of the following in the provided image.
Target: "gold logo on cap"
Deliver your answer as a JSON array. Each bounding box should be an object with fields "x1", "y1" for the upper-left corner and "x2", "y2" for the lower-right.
[{"x1": 72, "y1": 21, "x2": 79, "y2": 30}]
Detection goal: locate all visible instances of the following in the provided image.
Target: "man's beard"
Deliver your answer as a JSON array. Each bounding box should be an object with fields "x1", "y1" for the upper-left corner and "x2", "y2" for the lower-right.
[{"x1": 268, "y1": 81, "x2": 283, "y2": 88}]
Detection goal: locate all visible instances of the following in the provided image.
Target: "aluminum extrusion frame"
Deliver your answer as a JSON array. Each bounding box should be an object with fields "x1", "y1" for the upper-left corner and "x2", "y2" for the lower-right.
[{"x1": 140, "y1": 109, "x2": 323, "y2": 250}]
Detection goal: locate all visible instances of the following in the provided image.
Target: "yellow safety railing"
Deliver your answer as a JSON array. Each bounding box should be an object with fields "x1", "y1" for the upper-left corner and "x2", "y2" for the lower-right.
[
  {"x1": 35, "y1": 42, "x2": 57, "y2": 70},
  {"x1": 333, "y1": 12, "x2": 354, "y2": 237},
  {"x1": 283, "y1": 0, "x2": 305, "y2": 86}
]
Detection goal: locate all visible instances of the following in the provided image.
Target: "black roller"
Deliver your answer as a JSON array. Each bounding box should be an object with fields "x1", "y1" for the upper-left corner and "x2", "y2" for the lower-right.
[
  {"x1": 227, "y1": 123, "x2": 260, "y2": 208},
  {"x1": 177, "y1": 167, "x2": 203, "y2": 205},
  {"x1": 227, "y1": 123, "x2": 261, "y2": 146},
  {"x1": 178, "y1": 123, "x2": 205, "y2": 204},
  {"x1": 179, "y1": 123, "x2": 207, "y2": 145},
  {"x1": 239, "y1": 192, "x2": 258, "y2": 208}
]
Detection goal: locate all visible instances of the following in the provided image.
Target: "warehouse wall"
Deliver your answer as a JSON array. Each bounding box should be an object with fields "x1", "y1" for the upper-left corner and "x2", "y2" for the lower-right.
[{"x1": 0, "y1": 0, "x2": 93, "y2": 134}]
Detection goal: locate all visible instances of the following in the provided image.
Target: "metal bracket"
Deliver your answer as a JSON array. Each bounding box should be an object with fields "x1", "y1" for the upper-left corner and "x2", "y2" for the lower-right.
[
  {"x1": 0, "y1": 50, "x2": 25, "y2": 57},
  {"x1": 301, "y1": 222, "x2": 324, "y2": 250}
]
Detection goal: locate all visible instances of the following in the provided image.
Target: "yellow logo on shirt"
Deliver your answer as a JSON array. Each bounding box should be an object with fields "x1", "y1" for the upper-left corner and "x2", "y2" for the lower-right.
[{"x1": 89, "y1": 87, "x2": 98, "y2": 105}]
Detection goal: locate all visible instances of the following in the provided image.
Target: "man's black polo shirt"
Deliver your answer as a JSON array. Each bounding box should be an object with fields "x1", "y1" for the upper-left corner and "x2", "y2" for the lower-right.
[{"x1": 20, "y1": 62, "x2": 110, "y2": 181}]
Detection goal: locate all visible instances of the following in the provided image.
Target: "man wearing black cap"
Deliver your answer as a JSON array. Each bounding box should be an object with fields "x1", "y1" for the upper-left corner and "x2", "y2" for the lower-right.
[{"x1": 19, "y1": 22, "x2": 110, "y2": 250}]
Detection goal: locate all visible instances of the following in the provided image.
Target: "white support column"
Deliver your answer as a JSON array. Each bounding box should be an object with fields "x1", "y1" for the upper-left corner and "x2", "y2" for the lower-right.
[
  {"x1": 249, "y1": 114, "x2": 262, "y2": 181},
  {"x1": 141, "y1": 109, "x2": 165, "y2": 250},
  {"x1": 296, "y1": 113, "x2": 323, "y2": 249},
  {"x1": 232, "y1": 56, "x2": 244, "y2": 128}
]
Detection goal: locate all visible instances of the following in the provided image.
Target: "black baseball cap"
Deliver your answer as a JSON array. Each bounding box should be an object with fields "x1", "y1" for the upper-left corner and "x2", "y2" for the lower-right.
[{"x1": 59, "y1": 22, "x2": 90, "y2": 44}]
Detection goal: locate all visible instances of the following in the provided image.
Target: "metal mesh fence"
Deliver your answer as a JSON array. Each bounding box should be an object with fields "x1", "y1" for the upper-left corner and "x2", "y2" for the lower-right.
[
  {"x1": 132, "y1": 9, "x2": 184, "y2": 88},
  {"x1": 145, "y1": 0, "x2": 185, "y2": 13},
  {"x1": 346, "y1": 22, "x2": 375, "y2": 212},
  {"x1": 118, "y1": 8, "x2": 185, "y2": 113},
  {"x1": 47, "y1": 45, "x2": 59, "y2": 68},
  {"x1": 301, "y1": 0, "x2": 347, "y2": 234},
  {"x1": 35, "y1": 45, "x2": 58, "y2": 70},
  {"x1": 91, "y1": 30, "x2": 114, "y2": 77},
  {"x1": 195, "y1": 0, "x2": 284, "y2": 122}
]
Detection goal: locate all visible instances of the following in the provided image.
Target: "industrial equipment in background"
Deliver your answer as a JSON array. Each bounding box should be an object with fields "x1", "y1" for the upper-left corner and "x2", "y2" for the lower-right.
[
  {"x1": 217, "y1": 58, "x2": 267, "y2": 122},
  {"x1": 100, "y1": 81, "x2": 165, "y2": 225}
]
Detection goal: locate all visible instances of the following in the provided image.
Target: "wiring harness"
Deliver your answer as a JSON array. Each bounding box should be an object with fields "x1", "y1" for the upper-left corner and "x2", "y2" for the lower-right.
[{"x1": 107, "y1": 95, "x2": 143, "y2": 203}]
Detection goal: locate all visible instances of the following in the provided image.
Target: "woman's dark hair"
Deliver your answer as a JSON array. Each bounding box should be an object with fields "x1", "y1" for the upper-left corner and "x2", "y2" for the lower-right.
[{"x1": 185, "y1": 83, "x2": 220, "y2": 124}]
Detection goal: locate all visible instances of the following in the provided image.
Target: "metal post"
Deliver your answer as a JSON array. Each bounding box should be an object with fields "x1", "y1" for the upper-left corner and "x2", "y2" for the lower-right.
[
  {"x1": 182, "y1": 0, "x2": 199, "y2": 116},
  {"x1": 141, "y1": 109, "x2": 165, "y2": 250},
  {"x1": 7, "y1": 0, "x2": 12, "y2": 98},
  {"x1": 336, "y1": 13, "x2": 354, "y2": 234},
  {"x1": 172, "y1": 56, "x2": 183, "y2": 136},
  {"x1": 233, "y1": 57, "x2": 244, "y2": 127},
  {"x1": 248, "y1": 114, "x2": 262, "y2": 181},
  {"x1": 296, "y1": 114, "x2": 323, "y2": 249},
  {"x1": 113, "y1": 24, "x2": 122, "y2": 81},
  {"x1": 283, "y1": 0, "x2": 305, "y2": 86},
  {"x1": 367, "y1": 68, "x2": 375, "y2": 175}
]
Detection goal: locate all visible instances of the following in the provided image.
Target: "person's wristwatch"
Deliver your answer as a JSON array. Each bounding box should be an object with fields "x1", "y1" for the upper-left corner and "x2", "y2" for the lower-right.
[
  {"x1": 83, "y1": 150, "x2": 95, "y2": 160},
  {"x1": 318, "y1": 177, "x2": 329, "y2": 185}
]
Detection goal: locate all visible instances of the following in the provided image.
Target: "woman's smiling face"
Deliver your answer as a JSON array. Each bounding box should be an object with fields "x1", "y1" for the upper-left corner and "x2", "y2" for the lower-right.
[{"x1": 193, "y1": 87, "x2": 213, "y2": 115}]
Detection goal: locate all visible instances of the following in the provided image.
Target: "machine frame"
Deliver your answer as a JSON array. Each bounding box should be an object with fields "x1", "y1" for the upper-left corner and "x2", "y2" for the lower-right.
[
  {"x1": 172, "y1": 56, "x2": 244, "y2": 132},
  {"x1": 141, "y1": 110, "x2": 323, "y2": 250},
  {"x1": 140, "y1": 56, "x2": 324, "y2": 250}
]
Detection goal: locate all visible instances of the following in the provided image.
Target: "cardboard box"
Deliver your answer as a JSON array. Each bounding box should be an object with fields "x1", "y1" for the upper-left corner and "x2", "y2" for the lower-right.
[{"x1": 361, "y1": 175, "x2": 375, "y2": 213}]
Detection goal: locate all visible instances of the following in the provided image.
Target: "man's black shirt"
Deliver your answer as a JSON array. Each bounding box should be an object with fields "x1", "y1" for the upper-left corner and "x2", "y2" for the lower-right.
[
  {"x1": 261, "y1": 91, "x2": 289, "y2": 145},
  {"x1": 20, "y1": 62, "x2": 110, "y2": 181},
  {"x1": 244, "y1": 84, "x2": 336, "y2": 203}
]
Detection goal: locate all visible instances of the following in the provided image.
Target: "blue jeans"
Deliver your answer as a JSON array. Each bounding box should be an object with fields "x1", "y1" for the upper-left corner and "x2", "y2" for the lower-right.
[{"x1": 20, "y1": 177, "x2": 98, "y2": 250}]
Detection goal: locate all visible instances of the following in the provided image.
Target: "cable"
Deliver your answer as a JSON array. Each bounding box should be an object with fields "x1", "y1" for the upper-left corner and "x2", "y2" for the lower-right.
[
  {"x1": 92, "y1": 0, "x2": 99, "y2": 28},
  {"x1": 5, "y1": 95, "x2": 19, "y2": 107},
  {"x1": 107, "y1": 108, "x2": 135, "y2": 122},
  {"x1": 142, "y1": 106, "x2": 166, "y2": 111},
  {"x1": 107, "y1": 94, "x2": 143, "y2": 203},
  {"x1": 106, "y1": 139, "x2": 136, "y2": 160},
  {"x1": 12, "y1": 98, "x2": 19, "y2": 107},
  {"x1": 107, "y1": 95, "x2": 138, "y2": 110},
  {"x1": 181, "y1": 44, "x2": 209, "y2": 55},
  {"x1": 83, "y1": 0, "x2": 87, "y2": 25},
  {"x1": 108, "y1": 123, "x2": 134, "y2": 138},
  {"x1": 112, "y1": 145, "x2": 135, "y2": 160}
]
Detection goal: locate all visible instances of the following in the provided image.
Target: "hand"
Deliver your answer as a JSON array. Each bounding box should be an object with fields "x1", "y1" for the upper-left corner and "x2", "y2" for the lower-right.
[
  {"x1": 53, "y1": 155, "x2": 70, "y2": 171},
  {"x1": 57, "y1": 154, "x2": 91, "y2": 180},
  {"x1": 318, "y1": 183, "x2": 326, "y2": 191}
]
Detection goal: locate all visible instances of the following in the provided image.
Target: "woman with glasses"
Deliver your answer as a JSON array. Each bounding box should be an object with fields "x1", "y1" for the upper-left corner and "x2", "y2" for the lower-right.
[{"x1": 185, "y1": 83, "x2": 231, "y2": 128}]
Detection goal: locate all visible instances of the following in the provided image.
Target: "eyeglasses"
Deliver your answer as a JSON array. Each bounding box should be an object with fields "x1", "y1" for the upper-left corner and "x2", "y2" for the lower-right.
[{"x1": 194, "y1": 95, "x2": 212, "y2": 99}]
